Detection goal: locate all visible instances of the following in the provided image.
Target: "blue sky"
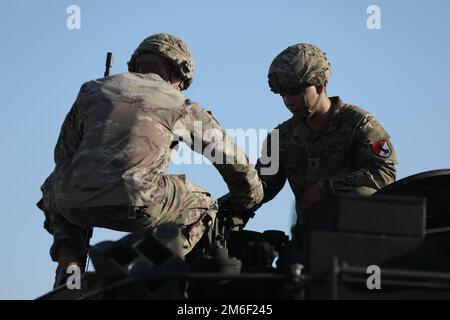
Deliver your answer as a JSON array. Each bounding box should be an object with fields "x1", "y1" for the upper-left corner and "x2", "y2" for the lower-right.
[{"x1": 1, "y1": 0, "x2": 450, "y2": 299}]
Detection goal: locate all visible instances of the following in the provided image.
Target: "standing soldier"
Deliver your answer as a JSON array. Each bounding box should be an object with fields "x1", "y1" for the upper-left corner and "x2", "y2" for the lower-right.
[
  {"x1": 255, "y1": 43, "x2": 397, "y2": 222},
  {"x1": 37, "y1": 33, "x2": 263, "y2": 287}
]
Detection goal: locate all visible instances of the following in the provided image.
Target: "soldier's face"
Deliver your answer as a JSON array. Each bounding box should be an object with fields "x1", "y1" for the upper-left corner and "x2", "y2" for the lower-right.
[{"x1": 282, "y1": 86, "x2": 318, "y2": 120}]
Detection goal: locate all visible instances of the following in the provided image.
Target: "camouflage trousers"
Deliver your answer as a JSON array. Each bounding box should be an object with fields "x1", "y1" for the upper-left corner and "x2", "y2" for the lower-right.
[{"x1": 38, "y1": 174, "x2": 218, "y2": 262}]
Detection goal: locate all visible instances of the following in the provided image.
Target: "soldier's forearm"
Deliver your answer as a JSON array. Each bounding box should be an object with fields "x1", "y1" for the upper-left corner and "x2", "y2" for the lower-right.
[
  {"x1": 217, "y1": 166, "x2": 263, "y2": 210},
  {"x1": 255, "y1": 161, "x2": 287, "y2": 205},
  {"x1": 318, "y1": 165, "x2": 396, "y2": 197}
]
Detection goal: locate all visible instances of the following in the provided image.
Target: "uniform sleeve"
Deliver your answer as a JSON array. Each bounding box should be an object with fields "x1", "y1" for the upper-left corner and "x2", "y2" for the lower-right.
[
  {"x1": 317, "y1": 114, "x2": 397, "y2": 196},
  {"x1": 255, "y1": 131, "x2": 287, "y2": 204},
  {"x1": 54, "y1": 101, "x2": 84, "y2": 164},
  {"x1": 172, "y1": 102, "x2": 263, "y2": 211}
]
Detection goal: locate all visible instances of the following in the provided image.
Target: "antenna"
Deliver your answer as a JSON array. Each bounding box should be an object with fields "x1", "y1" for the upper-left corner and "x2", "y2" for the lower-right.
[{"x1": 104, "y1": 52, "x2": 113, "y2": 77}]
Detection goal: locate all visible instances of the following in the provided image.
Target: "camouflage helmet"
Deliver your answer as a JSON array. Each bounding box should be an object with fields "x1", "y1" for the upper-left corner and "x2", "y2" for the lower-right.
[
  {"x1": 128, "y1": 33, "x2": 194, "y2": 90},
  {"x1": 268, "y1": 43, "x2": 331, "y2": 94}
]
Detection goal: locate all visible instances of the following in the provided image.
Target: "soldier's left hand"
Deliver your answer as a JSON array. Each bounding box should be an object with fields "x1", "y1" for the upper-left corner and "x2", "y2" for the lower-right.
[{"x1": 301, "y1": 185, "x2": 322, "y2": 210}]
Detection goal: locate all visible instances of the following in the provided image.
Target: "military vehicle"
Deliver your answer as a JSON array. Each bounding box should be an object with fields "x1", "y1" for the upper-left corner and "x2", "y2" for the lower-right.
[{"x1": 37, "y1": 169, "x2": 450, "y2": 300}]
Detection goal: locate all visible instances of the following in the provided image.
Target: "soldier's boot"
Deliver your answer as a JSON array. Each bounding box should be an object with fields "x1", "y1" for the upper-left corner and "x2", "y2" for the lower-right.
[{"x1": 184, "y1": 232, "x2": 211, "y2": 266}]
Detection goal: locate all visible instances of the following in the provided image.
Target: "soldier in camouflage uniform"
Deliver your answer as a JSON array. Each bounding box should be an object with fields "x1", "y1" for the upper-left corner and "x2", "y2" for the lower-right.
[
  {"x1": 37, "y1": 33, "x2": 263, "y2": 287},
  {"x1": 255, "y1": 43, "x2": 397, "y2": 222}
]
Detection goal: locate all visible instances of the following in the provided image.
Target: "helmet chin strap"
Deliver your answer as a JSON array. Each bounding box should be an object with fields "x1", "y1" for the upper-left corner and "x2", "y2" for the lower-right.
[{"x1": 301, "y1": 90, "x2": 323, "y2": 121}]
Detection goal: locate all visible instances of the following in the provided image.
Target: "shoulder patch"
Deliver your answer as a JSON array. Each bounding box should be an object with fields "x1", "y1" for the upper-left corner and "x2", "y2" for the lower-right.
[{"x1": 370, "y1": 140, "x2": 392, "y2": 158}]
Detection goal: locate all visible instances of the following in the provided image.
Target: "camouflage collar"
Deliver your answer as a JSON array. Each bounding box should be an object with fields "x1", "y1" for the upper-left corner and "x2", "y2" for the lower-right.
[
  {"x1": 292, "y1": 96, "x2": 344, "y2": 138},
  {"x1": 324, "y1": 96, "x2": 344, "y2": 133},
  {"x1": 133, "y1": 72, "x2": 165, "y2": 82}
]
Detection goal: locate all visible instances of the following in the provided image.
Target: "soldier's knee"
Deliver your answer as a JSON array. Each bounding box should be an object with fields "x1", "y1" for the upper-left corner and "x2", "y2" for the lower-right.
[{"x1": 180, "y1": 212, "x2": 214, "y2": 255}]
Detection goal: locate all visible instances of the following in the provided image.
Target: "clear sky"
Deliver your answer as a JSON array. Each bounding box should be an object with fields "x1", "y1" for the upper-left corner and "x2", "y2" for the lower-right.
[{"x1": 1, "y1": 0, "x2": 450, "y2": 299}]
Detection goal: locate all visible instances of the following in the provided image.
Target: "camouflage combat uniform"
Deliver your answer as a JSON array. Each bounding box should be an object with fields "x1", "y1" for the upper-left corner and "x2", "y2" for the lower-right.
[
  {"x1": 256, "y1": 96, "x2": 397, "y2": 218},
  {"x1": 256, "y1": 43, "x2": 396, "y2": 220},
  {"x1": 38, "y1": 34, "x2": 263, "y2": 262}
]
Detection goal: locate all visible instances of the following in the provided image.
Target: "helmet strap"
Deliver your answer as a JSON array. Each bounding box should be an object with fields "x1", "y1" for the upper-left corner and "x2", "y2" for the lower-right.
[{"x1": 302, "y1": 90, "x2": 323, "y2": 120}]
